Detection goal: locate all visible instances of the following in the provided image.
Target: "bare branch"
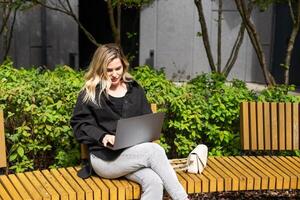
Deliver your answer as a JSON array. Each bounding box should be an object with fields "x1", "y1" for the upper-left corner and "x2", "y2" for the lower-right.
[
  {"x1": 284, "y1": 0, "x2": 300, "y2": 85},
  {"x1": 222, "y1": 23, "x2": 245, "y2": 76},
  {"x1": 288, "y1": 0, "x2": 295, "y2": 23},
  {"x1": 33, "y1": 0, "x2": 100, "y2": 46},
  {"x1": 0, "y1": 5, "x2": 12, "y2": 35},
  {"x1": 194, "y1": 0, "x2": 216, "y2": 72},
  {"x1": 235, "y1": 0, "x2": 275, "y2": 85}
]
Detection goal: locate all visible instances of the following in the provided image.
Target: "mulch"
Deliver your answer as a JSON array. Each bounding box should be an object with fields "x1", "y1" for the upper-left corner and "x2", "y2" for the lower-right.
[{"x1": 164, "y1": 190, "x2": 300, "y2": 199}]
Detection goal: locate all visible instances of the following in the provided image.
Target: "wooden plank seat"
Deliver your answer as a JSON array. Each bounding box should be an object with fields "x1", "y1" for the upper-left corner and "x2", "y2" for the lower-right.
[
  {"x1": 1, "y1": 156, "x2": 300, "y2": 199},
  {"x1": 1, "y1": 102, "x2": 300, "y2": 199}
]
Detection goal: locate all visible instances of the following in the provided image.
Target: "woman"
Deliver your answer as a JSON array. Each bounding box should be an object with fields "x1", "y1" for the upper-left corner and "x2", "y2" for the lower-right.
[{"x1": 71, "y1": 43, "x2": 188, "y2": 200}]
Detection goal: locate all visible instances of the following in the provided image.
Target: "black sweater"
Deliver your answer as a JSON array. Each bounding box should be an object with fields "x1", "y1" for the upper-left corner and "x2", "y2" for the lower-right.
[{"x1": 70, "y1": 81, "x2": 152, "y2": 161}]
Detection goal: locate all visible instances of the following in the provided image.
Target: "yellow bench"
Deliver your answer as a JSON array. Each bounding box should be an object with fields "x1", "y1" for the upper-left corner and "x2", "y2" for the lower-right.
[{"x1": 0, "y1": 102, "x2": 300, "y2": 199}]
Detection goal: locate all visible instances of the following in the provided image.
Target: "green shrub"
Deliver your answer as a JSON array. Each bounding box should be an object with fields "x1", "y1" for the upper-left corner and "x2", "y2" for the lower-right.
[
  {"x1": 0, "y1": 60, "x2": 83, "y2": 172},
  {"x1": 1, "y1": 62, "x2": 299, "y2": 172}
]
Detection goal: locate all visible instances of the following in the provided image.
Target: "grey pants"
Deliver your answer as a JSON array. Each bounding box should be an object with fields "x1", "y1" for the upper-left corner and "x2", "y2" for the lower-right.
[{"x1": 90, "y1": 142, "x2": 188, "y2": 200}]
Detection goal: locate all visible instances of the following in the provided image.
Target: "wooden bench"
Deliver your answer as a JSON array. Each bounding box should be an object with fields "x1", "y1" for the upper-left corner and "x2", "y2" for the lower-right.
[{"x1": 0, "y1": 102, "x2": 300, "y2": 199}]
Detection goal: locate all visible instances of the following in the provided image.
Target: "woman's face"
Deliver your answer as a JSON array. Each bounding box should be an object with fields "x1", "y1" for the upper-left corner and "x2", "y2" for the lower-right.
[{"x1": 107, "y1": 58, "x2": 124, "y2": 86}]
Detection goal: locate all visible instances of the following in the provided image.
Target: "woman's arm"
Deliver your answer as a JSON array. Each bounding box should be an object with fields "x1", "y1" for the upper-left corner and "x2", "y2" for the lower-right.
[{"x1": 70, "y1": 92, "x2": 107, "y2": 145}]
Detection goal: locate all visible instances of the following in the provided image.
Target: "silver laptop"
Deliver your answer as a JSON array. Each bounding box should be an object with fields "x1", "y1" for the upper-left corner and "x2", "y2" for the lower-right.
[{"x1": 107, "y1": 112, "x2": 165, "y2": 150}]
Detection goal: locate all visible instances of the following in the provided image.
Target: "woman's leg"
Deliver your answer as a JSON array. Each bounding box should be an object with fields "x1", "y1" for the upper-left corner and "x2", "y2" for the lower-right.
[
  {"x1": 90, "y1": 142, "x2": 188, "y2": 200},
  {"x1": 125, "y1": 168, "x2": 163, "y2": 200}
]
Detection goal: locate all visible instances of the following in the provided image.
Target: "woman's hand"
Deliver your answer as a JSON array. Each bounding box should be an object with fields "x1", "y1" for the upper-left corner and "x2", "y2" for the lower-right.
[{"x1": 102, "y1": 134, "x2": 115, "y2": 147}]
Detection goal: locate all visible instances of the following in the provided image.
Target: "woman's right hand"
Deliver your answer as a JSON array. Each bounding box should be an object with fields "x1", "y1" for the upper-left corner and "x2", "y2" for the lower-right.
[{"x1": 102, "y1": 134, "x2": 115, "y2": 147}]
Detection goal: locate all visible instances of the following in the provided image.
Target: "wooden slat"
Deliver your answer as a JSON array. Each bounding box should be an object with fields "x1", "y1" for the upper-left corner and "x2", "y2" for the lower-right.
[
  {"x1": 203, "y1": 166, "x2": 223, "y2": 192},
  {"x1": 127, "y1": 180, "x2": 141, "y2": 199},
  {"x1": 227, "y1": 157, "x2": 258, "y2": 190},
  {"x1": 264, "y1": 156, "x2": 297, "y2": 189},
  {"x1": 41, "y1": 170, "x2": 69, "y2": 199},
  {"x1": 285, "y1": 103, "x2": 292, "y2": 150},
  {"x1": 83, "y1": 177, "x2": 101, "y2": 199},
  {"x1": 50, "y1": 169, "x2": 77, "y2": 199},
  {"x1": 176, "y1": 173, "x2": 187, "y2": 192},
  {"x1": 178, "y1": 172, "x2": 195, "y2": 194},
  {"x1": 246, "y1": 156, "x2": 282, "y2": 189},
  {"x1": 240, "y1": 102, "x2": 250, "y2": 150},
  {"x1": 279, "y1": 103, "x2": 285, "y2": 150},
  {"x1": 236, "y1": 156, "x2": 268, "y2": 190},
  {"x1": 271, "y1": 102, "x2": 278, "y2": 150},
  {"x1": 0, "y1": 181, "x2": 12, "y2": 200},
  {"x1": 277, "y1": 157, "x2": 300, "y2": 189},
  {"x1": 58, "y1": 168, "x2": 85, "y2": 200},
  {"x1": 214, "y1": 157, "x2": 245, "y2": 191},
  {"x1": 66, "y1": 167, "x2": 94, "y2": 200},
  {"x1": 293, "y1": 103, "x2": 299, "y2": 149},
  {"x1": 111, "y1": 179, "x2": 126, "y2": 200},
  {"x1": 0, "y1": 175, "x2": 22, "y2": 199},
  {"x1": 257, "y1": 102, "x2": 264, "y2": 150},
  {"x1": 101, "y1": 178, "x2": 118, "y2": 200},
  {"x1": 81, "y1": 144, "x2": 89, "y2": 160},
  {"x1": 16, "y1": 173, "x2": 43, "y2": 200},
  {"x1": 208, "y1": 158, "x2": 236, "y2": 191},
  {"x1": 24, "y1": 172, "x2": 51, "y2": 200},
  {"x1": 151, "y1": 104, "x2": 157, "y2": 113},
  {"x1": 74, "y1": 166, "x2": 101, "y2": 199},
  {"x1": 273, "y1": 157, "x2": 299, "y2": 189},
  {"x1": 196, "y1": 173, "x2": 209, "y2": 192},
  {"x1": 263, "y1": 102, "x2": 271, "y2": 150},
  {"x1": 187, "y1": 173, "x2": 202, "y2": 193},
  {"x1": 257, "y1": 157, "x2": 290, "y2": 189},
  {"x1": 250, "y1": 102, "x2": 257, "y2": 150},
  {"x1": 91, "y1": 176, "x2": 110, "y2": 200},
  {"x1": 0, "y1": 110, "x2": 7, "y2": 169},
  {"x1": 32, "y1": 170, "x2": 60, "y2": 200},
  {"x1": 8, "y1": 174, "x2": 32, "y2": 200},
  {"x1": 120, "y1": 180, "x2": 133, "y2": 199}
]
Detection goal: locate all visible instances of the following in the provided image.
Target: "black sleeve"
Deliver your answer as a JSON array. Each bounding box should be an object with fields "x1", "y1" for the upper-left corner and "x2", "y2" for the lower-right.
[
  {"x1": 140, "y1": 87, "x2": 152, "y2": 115},
  {"x1": 70, "y1": 92, "x2": 107, "y2": 145}
]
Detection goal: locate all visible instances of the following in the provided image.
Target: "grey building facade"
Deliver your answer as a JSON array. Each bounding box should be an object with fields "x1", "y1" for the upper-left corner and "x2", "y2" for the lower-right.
[
  {"x1": 0, "y1": 2, "x2": 79, "y2": 70},
  {"x1": 139, "y1": 0, "x2": 274, "y2": 83}
]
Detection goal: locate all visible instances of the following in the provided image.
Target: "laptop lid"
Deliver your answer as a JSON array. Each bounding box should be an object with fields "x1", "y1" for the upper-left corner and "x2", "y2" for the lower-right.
[{"x1": 107, "y1": 112, "x2": 165, "y2": 150}]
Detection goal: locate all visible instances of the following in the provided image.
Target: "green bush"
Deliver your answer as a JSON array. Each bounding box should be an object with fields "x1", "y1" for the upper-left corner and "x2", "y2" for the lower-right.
[
  {"x1": 0, "y1": 60, "x2": 83, "y2": 172},
  {"x1": 1, "y1": 62, "x2": 299, "y2": 172},
  {"x1": 132, "y1": 66, "x2": 300, "y2": 157}
]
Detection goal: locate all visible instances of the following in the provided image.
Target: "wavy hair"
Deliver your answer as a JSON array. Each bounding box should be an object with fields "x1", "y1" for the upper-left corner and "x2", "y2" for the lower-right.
[{"x1": 82, "y1": 43, "x2": 132, "y2": 105}]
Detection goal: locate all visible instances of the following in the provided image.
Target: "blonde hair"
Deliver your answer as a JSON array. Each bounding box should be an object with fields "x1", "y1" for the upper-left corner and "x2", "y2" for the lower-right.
[{"x1": 82, "y1": 43, "x2": 132, "y2": 105}]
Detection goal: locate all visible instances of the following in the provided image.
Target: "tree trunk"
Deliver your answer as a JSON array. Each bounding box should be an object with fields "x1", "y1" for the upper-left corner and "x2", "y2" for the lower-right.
[
  {"x1": 194, "y1": 0, "x2": 216, "y2": 72},
  {"x1": 2, "y1": 8, "x2": 17, "y2": 61},
  {"x1": 284, "y1": 0, "x2": 300, "y2": 85},
  {"x1": 107, "y1": 0, "x2": 121, "y2": 45},
  {"x1": 217, "y1": 0, "x2": 222, "y2": 73},
  {"x1": 235, "y1": 0, "x2": 276, "y2": 86}
]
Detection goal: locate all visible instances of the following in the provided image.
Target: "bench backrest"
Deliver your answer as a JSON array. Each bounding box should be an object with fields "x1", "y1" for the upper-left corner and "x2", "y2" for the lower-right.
[
  {"x1": 80, "y1": 104, "x2": 158, "y2": 160},
  {"x1": 0, "y1": 110, "x2": 7, "y2": 169},
  {"x1": 240, "y1": 102, "x2": 299, "y2": 151}
]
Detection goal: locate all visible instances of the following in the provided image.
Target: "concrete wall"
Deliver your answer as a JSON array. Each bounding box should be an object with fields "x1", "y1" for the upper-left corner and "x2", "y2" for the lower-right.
[
  {"x1": 139, "y1": 0, "x2": 274, "y2": 83},
  {"x1": 0, "y1": 1, "x2": 79, "y2": 69}
]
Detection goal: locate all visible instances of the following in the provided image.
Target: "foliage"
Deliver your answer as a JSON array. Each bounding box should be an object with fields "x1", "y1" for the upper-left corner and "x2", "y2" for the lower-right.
[
  {"x1": 258, "y1": 84, "x2": 300, "y2": 102},
  {"x1": 0, "y1": 60, "x2": 83, "y2": 172},
  {"x1": 132, "y1": 67, "x2": 257, "y2": 157},
  {"x1": 1, "y1": 63, "x2": 299, "y2": 172}
]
